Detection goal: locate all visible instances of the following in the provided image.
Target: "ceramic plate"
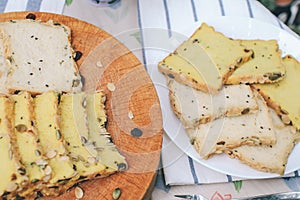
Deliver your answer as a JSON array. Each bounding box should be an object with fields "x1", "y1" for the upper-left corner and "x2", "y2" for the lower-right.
[{"x1": 157, "y1": 16, "x2": 300, "y2": 179}]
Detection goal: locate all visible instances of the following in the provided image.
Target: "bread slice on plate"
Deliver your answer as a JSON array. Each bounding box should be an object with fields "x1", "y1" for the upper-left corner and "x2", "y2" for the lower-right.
[
  {"x1": 226, "y1": 39, "x2": 285, "y2": 84},
  {"x1": 0, "y1": 19, "x2": 82, "y2": 94},
  {"x1": 253, "y1": 55, "x2": 300, "y2": 130},
  {"x1": 189, "y1": 23, "x2": 253, "y2": 84},
  {"x1": 227, "y1": 108, "x2": 300, "y2": 175},
  {"x1": 158, "y1": 23, "x2": 253, "y2": 94},
  {"x1": 158, "y1": 42, "x2": 222, "y2": 94},
  {"x1": 187, "y1": 90, "x2": 276, "y2": 159},
  {"x1": 168, "y1": 79, "x2": 258, "y2": 128}
]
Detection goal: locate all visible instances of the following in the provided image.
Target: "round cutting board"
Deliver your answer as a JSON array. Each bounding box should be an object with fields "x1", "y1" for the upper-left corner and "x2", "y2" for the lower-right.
[{"x1": 0, "y1": 12, "x2": 163, "y2": 200}]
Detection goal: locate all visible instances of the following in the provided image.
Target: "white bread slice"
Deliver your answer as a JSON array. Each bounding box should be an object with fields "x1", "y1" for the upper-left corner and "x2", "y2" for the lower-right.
[
  {"x1": 0, "y1": 96, "x2": 28, "y2": 197},
  {"x1": 168, "y1": 79, "x2": 258, "y2": 128},
  {"x1": 227, "y1": 109, "x2": 300, "y2": 175},
  {"x1": 158, "y1": 23, "x2": 253, "y2": 94},
  {"x1": 227, "y1": 39, "x2": 285, "y2": 84},
  {"x1": 0, "y1": 19, "x2": 82, "y2": 94},
  {"x1": 187, "y1": 90, "x2": 276, "y2": 158},
  {"x1": 253, "y1": 55, "x2": 300, "y2": 130}
]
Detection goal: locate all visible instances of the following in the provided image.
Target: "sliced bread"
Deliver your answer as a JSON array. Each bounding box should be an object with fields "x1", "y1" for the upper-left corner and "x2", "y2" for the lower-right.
[
  {"x1": 158, "y1": 23, "x2": 253, "y2": 94},
  {"x1": 85, "y1": 92, "x2": 127, "y2": 171},
  {"x1": 10, "y1": 92, "x2": 51, "y2": 197},
  {"x1": 0, "y1": 96, "x2": 28, "y2": 197},
  {"x1": 253, "y1": 55, "x2": 300, "y2": 130},
  {"x1": 0, "y1": 19, "x2": 82, "y2": 94},
  {"x1": 226, "y1": 39, "x2": 285, "y2": 84},
  {"x1": 33, "y1": 91, "x2": 76, "y2": 185},
  {"x1": 59, "y1": 93, "x2": 109, "y2": 179},
  {"x1": 168, "y1": 79, "x2": 258, "y2": 128},
  {"x1": 227, "y1": 109, "x2": 300, "y2": 175},
  {"x1": 187, "y1": 90, "x2": 276, "y2": 159}
]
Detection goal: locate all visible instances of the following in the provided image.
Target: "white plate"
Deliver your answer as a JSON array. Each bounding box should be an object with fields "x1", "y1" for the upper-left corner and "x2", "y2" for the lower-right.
[{"x1": 156, "y1": 16, "x2": 300, "y2": 179}]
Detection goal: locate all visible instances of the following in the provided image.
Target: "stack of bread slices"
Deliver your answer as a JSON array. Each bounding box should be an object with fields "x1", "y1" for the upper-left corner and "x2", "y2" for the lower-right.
[
  {"x1": 158, "y1": 23, "x2": 300, "y2": 175},
  {"x1": 0, "y1": 19, "x2": 126, "y2": 199}
]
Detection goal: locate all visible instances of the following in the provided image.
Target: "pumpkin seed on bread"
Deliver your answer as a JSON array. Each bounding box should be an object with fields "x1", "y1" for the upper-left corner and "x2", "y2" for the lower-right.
[{"x1": 227, "y1": 39, "x2": 285, "y2": 84}]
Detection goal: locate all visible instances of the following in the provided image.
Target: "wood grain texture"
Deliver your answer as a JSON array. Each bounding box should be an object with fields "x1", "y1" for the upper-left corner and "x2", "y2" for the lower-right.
[{"x1": 0, "y1": 12, "x2": 163, "y2": 200}]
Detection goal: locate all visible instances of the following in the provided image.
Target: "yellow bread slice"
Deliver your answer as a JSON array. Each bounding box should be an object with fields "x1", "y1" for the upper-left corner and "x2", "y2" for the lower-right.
[
  {"x1": 159, "y1": 53, "x2": 215, "y2": 92},
  {"x1": 0, "y1": 96, "x2": 28, "y2": 196},
  {"x1": 159, "y1": 40, "x2": 221, "y2": 94},
  {"x1": 1, "y1": 19, "x2": 82, "y2": 94},
  {"x1": 33, "y1": 91, "x2": 76, "y2": 185},
  {"x1": 187, "y1": 90, "x2": 276, "y2": 158},
  {"x1": 86, "y1": 92, "x2": 127, "y2": 171},
  {"x1": 11, "y1": 92, "x2": 51, "y2": 197},
  {"x1": 168, "y1": 79, "x2": 258, "y2": 128},
  {"x1": 253, "y1": 55, "x2": 300, "y2": 130},
  {"x1": 227, "y1": 109, "x2": 300, "y2": 175},
  {"x1": 227, "y1": 39, "x2": 285, "y2": 84},
  {"x1": 59, "y1": 93, "x2": 108, "y2": 178},
  {"x1": 158, "y1": 23, "x2": 253, "y2": 94},
  {"x1": 189, "y1": 23, "x2": 253, "y2": 84}
]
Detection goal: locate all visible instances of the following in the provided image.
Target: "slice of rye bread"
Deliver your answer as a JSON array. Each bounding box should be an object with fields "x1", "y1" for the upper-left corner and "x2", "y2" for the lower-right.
[
  {"x1": 186, "y1": 90, "x2": 276, "y2": 159},
  {"x1": 0, "y1": 96, "x2": 28, "y2": 197},
  {"x1": 0, "y1": 19, "x2": 82, "y2": 94},
  {"x1": 226, "y1": 39, "x2": 285, "y2": 84},
  {"x1": 158, "y1": 23, "x2": 253, "y2": 94},
  {"x1": 168, "y1": 79, "x2": 258, "y2": 128},
  {"x1": 227, "y1": 109, "x2": 300, "y2": 175},
  {"x1": 253, "y1": 55, "x2": 300, "y2": 130}
]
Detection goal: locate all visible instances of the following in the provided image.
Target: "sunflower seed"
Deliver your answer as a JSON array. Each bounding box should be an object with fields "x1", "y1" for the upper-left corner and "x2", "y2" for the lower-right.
[
  {"x1": 128, "y1": 111, "x2": 134, "y2": 119},
  {"x1": 6, "y1": 182, "x2": 18, "y2": 192},
  {"x1": 96, "y1": 61, "x2": 103, "y2": 67},
  {"x1": 47, "y1": 150, "x2": 57, "y2": 159},
  {"x1": 75, "y1": 186, "x2": 84, "y2": 199},
  {"x1": 107, "y1": 82, "x2": 116, "y2": 91},
  {"x1": 44, "y1": 166, "x2": 52, "y2": 175}
]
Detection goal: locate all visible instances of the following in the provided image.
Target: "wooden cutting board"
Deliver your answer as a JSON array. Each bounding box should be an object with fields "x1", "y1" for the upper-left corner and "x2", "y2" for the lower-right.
[{"x1": 0, "y1": 12, "x2": 163, "y2": 200}]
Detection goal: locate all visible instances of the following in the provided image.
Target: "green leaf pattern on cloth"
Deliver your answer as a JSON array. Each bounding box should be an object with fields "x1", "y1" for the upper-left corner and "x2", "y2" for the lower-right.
[
  {"x1": 130, "y1": 31, "x2": 142, "y2": 45},
  {"x1": 65, "y1": 0, "x2": 73, "y2": 6},
  {"x1": 233, "y1": 180, "x2": 243, "y2": 192}
]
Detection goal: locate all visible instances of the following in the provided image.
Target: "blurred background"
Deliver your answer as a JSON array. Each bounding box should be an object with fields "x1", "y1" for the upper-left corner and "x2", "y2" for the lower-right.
[{"x1": 259, "y1": 0, "x2": 300, "y2": 34}]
